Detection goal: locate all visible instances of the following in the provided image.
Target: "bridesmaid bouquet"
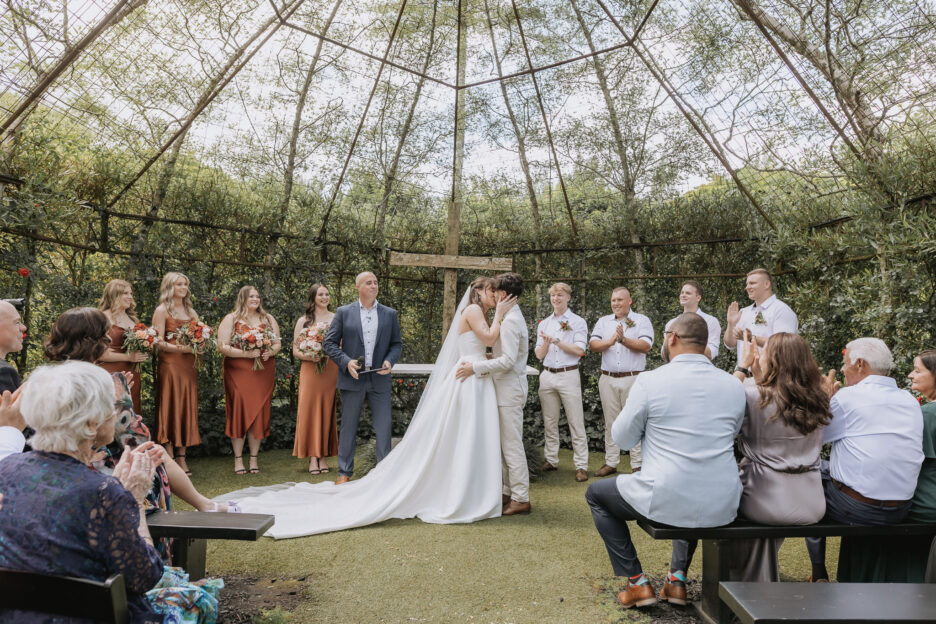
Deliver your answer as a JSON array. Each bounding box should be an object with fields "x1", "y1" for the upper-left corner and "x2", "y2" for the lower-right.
[
  {"x1": 296, "y1": 323, "x2": 329, "y2": 373},
  {"x1": 171, "y1": 320, "x2": 214, "y2": 368},
  {"x1": 232, "y1": 326, "x2": 276, "y2": 370},
  {"x1": 122, "y1": 323, "x2": 159, "y2": 372}
]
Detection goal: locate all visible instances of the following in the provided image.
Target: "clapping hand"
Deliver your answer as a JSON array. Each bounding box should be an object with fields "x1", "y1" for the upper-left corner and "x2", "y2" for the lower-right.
[
  {"x1": 0, "y1": 386, "x2": 25, "y2": 432},
  {"x1": 741, "y1": 331, "x2": 760, "y2": 375},
  {"x1": 822, "y1": 369, "x2": 841, "y2": 398},
  {"x1": 112, "y1": 445, "x2": 157, "y2": 506},
  {"x1": 539, "y1": 330, "x2": 557, "y2": 345},
  {"x1": 727, "y1": 301, "x2": 742, "y2": 329},
  {"x1": 613, "y1": 324, "x2": 624, "y2": 344}
]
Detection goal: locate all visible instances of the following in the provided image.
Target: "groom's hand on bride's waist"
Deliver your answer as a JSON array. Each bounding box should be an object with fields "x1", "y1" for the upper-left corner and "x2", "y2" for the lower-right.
[{"x1": 455, "y1": 361, "x2": 475, "y2": 382}]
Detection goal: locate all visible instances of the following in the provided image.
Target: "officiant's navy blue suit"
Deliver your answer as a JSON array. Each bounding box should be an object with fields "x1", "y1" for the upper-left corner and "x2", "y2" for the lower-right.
[{"x1": 324, "y1": 301, "x2": 402, "y2": 477}]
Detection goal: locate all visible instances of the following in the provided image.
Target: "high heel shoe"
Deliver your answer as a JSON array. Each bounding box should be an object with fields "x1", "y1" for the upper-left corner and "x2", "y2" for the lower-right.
[
  {"x1": 234, "y1": 454, "x2": 246, "y2": 475},
  {"x1": 249, "y1": 454, "x2": 260, "y2": 474}
]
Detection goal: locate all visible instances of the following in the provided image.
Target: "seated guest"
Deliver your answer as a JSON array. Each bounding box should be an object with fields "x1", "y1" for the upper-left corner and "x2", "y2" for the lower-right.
[
  {"x1": 723, "y1": 332, "x2": 831, "y2": 581},
  {"x1": 0, "y1": 361, "x2": 165, "y2": 623},
  {"x1": 806, "y1": 338, "x2": 924, "y2": 582},
  {"x1": 911, "y1": 350, "x2": 936, "y2": 582},
  {"x1": 0, "y1": 299, "x2": 27, "y2": 458},
  {"x1": 586, "y1": 313, "x2": 745, "y2": 609},
  {"x1": 44, "y1": 307, "x2": 237, "y2": 514}
]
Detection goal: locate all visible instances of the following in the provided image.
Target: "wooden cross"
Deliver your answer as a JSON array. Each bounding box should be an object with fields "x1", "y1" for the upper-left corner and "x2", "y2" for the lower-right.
[{"x1": 390, "y1": 250, "x2": 512, "y2": 337}]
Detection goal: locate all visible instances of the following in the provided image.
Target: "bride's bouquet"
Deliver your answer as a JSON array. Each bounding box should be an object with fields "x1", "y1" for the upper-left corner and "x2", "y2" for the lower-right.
[
  {"x1": 296, "y1": 322, "x2": 329, "y2": 373},
  {"x1": 122, "y1": 323, "x2": 159, "y2": 372},
  {"x1": 232, "y1": 325, "x2": 277, "y2": 370},
  {"x1": 170, "y1": 320, "x2": 214, "y2": 368}
]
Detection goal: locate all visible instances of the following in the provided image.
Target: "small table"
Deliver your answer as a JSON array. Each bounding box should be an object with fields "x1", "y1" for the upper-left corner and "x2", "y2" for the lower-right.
[{"x1": 147, "y1": 511, "x2": 274, "y2": 579}]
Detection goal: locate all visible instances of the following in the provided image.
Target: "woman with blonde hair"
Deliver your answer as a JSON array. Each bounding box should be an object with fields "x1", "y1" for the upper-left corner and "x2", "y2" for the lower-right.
[
  {"x1": 217, "y1": 285, "x2": 281, "y2": 474},
  {"x1": 292, "y1": 283, "x2": 338, "y2": 474},
  {"x1": 152, "y1": 272, "x2": 200, "y2": 475},
  {"x1": 98, "y1": 279, "x2": 148, "y2": 413}
]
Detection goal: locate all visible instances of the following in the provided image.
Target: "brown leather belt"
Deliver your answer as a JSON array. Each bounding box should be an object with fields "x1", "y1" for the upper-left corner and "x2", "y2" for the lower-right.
[
  {"x1": 601, "y1": 370, "x2": 641, "y2": 378},
  {"x1": 544, "y1": 365, "x2": 579, "y2": 374},
  {"x1": 832, "y1": 478, "x2": 909, "y2": 508}
]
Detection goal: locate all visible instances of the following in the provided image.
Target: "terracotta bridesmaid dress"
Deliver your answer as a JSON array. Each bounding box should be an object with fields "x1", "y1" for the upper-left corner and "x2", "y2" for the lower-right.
[
  {"x1": 156, "y1": 315, "x2": 201, "y2": 447},
  {"x1": 293, "y1": 356, "x2": 339, "y2": 459},
  {"x1": 99, "y1": 324, "x2": 142, "y2": 415},
  {"x1": 223, "y1": 321, "x2": 276, "y2": 440}
]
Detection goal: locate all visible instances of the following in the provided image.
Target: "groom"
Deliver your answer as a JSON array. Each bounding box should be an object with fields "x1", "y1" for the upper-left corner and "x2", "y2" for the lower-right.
[
  {"x1": 456, "y1": 272, "x2": 532, "y2": 515},
  {"x1": 324, "y1": 271, "x2": 403, "y2": 484}
]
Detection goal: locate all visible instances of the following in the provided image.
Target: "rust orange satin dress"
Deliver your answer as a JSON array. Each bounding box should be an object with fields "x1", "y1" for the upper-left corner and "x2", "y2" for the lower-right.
[
  {"x1": 156, "y1": 315, "x2": 200, "y2": 447},
  {"x1": 98, "y1": 325, "x2": 143, "y2": 415},
  {"x1": 293, "y1": 357, "x2": 339, "y2": 458},
  {"x1": 223, "y1": 322, "x2": 275, "y2": 440}
]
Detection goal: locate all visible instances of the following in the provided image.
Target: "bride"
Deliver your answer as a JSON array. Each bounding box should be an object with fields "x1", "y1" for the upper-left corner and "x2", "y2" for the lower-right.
[{"x1": 219, "y1": 277, "x2": 517, "y2": 538}]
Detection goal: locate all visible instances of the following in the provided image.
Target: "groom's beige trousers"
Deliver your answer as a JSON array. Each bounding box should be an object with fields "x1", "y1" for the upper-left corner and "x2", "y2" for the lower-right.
[
  {"x1": 539, "y1": 369, "x2": 589, "y2": 470},
  {"x1": 493, "y1": 375, "x2": 530, "y2": 503}
]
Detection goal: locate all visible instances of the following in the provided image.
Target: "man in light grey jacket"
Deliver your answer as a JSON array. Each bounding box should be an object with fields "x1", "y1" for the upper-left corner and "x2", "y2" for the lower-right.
[
  {"x1": 586, "y1": 313, "x2": 745, "y2": 609},
  {"x1": 456, "y1": 273, "x2": 531, "y2": 515}
]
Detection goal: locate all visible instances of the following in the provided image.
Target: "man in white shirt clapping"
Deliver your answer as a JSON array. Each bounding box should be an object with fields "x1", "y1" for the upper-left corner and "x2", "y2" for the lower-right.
[
  {"x1": 662, "y1": 281, "x2": 720, "y2": 361},
  {"x1": 535, "y1": 283, "x2": 590, "y2": 482}
]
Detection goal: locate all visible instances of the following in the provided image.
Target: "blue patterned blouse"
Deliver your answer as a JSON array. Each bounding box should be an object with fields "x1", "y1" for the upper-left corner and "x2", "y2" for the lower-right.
[{"x1": 0, "y1": 450, "x2": 164, "y2": 623}]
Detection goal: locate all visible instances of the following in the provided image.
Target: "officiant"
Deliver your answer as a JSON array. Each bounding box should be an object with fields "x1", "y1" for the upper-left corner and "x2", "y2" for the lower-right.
[{"x1": 324, "y1": 272, "x2": 403, "y2": 484}]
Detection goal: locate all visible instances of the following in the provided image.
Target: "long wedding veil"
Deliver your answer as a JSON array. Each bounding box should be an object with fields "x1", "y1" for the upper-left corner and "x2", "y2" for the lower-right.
[{"x1": 410, "y1": 286, "x2": 472, "y2": 416}]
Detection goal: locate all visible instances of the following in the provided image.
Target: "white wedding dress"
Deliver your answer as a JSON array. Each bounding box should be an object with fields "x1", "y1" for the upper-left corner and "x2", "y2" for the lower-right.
[{"x1": 218, "y1": 291, "x2": 502, "y2": 539}]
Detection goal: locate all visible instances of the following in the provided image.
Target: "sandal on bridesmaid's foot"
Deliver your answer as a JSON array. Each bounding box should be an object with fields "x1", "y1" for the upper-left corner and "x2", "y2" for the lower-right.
[
  {"x1": 309, "y1": 458, "x2": 322, "y2": 474},
  {"x1": 249, "y1": 454, "x2": 260, "y2": 474},
  {"x1": 176, "y1": 452, "x2": 192, "y2": 476},
  {"x1": 234, "y1": 455, "x2": 247, "y2": 475}
]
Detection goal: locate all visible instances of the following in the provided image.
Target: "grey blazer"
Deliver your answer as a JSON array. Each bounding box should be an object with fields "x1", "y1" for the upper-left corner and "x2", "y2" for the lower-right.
[{"x1": 323, "y1": 301, "x2": 402, "y2": 392}]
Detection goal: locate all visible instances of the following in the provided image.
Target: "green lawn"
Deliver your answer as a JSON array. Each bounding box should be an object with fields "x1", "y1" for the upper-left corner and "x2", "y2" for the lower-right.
[{"x1": 183, "y1": 448, "x2": 837, "y2": 623}]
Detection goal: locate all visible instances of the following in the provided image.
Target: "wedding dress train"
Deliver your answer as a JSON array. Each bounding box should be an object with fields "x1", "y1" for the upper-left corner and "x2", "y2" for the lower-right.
[{"x1": 218, "y1": 303, "x2": 502, "y2": 539}]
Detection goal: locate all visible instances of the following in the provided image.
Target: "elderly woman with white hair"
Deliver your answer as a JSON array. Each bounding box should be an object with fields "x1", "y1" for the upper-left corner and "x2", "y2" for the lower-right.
[
  {"x1": 804, "y1": 337, "x2": 925, "y2": 582},
  {"x1": 0, "y1": 361, "x2": 165, "y2": 623}
]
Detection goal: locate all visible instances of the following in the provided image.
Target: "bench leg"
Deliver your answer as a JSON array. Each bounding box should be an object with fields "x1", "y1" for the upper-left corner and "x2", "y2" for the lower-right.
[
  {"x1": 695, "y1": 539, "x2": 733, "y2": 624},
  {"x1": 171, "y1": 538, "x2": 207, "y2": 581}
]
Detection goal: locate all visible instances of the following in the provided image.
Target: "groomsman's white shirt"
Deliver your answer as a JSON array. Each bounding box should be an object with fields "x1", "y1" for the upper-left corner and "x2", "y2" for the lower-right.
[
  {"x1": 535, "y1": 310, "x2": 587, "y2": 368},
  {"x1": 590, "y1": 311, "x2": 654, "y2": 372},
  {"x1": 726, "y1": 295, "x2": 797, "y2": 366},
  {"x1": 663, "y1": 309, "x2": 721, "y2": 359},
  {"x1": 359, "y1": 299, "x2": 379, "y2": 368},
  {"x1": 0, "y1": 426, "x2": 24, "y2": 462}
]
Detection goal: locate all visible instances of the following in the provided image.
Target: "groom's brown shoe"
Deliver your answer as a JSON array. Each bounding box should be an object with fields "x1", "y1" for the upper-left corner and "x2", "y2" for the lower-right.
[
  {"x1": 541, "y1": 461, "x2": 558, "y2": 472},
  {"x1": 502, "y1": 494, "x2": 511, "y2": 506},
  {"x1": 335, "y1": 475, "x2": 350, "y2": 485},
  {"x1": 595, "y1": 464, "x2": 617, "y2": 477},
  {"x1": 502, "y1": 500, "x2": 531, "y2": 515}
]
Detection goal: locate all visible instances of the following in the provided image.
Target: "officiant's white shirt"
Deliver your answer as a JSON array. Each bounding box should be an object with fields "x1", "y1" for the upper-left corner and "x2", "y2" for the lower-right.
[{"x1": 611, "y1": 353, "x2": 745, "y2": 527}]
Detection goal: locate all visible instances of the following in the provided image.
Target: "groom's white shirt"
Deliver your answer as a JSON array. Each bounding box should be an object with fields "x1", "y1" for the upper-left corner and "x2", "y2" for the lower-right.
[{"x1": 472, "y1": 306, "x2": 528, "y2": 401}]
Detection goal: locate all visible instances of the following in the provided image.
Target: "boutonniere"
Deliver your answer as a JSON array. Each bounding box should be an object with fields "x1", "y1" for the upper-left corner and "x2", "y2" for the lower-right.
[
  {"x1": 558, "y1": 320, "x2": 572, "y2": 332},
  {"x1": 754, "y1": 311, "x2": 767, "y2": 326},
  {"x1": 623, "y1": 317, "x2": 635, "y2": 328}
]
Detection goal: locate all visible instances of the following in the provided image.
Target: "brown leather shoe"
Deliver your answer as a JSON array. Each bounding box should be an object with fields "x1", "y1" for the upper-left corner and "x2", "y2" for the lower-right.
[
  {"x1": 541, "y1": 461, "x2": 558, "y2": 472},
  {"x1": 616, "y1": 583, "x2": 657, "y2": 609},
  {"x1": 631, "y1": 466, "x2": 641, "y2": 473},
  {"x1": 595, "y1": 464, "x2": 617, "y2": 477},
  {"x1": 335, "y1": 475, "x2": 350, "y2": 485},
  {"x1": 502, "y1": 494, "x2": 511, "y2": 506},
  {"x1": 575, "y1": 468, "x2": 588, "y2": 482},
  {"x1": 660, "y1": 578, "x2": 687, "y2": 605},
  {"x1": 502, "y1": 500, "x2": 531, "y2": 515}
]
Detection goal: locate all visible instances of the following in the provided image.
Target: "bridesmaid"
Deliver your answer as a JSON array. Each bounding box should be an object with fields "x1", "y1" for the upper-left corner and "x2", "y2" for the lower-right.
[
  {"x1": 292, "y1": 283, "x2": 338, "y2": 474},
  {"x1": 217, "y1": 286, "x2": 281, "y2": 475},
  {"x1": 97, "y1": 279, "x2": 148, "y2": 414},
  {"x1": 152, "y1": 272, "x2": 201, "y2": 475}
]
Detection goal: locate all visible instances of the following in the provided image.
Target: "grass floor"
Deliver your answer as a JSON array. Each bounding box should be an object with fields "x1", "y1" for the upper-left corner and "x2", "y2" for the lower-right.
[{"x1": 183, "y1": 448, "x2": 838, "y2": 623}]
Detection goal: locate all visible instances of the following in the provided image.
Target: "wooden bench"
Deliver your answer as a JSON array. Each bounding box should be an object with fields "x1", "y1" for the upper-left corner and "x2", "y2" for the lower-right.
[
  {"x1": 147, "y1": 510, "x2": 274, "y2": 580},
  {"x1": 0, "y1": 568, "x2": 128, "y2": 623},
  {"x1": 636, "y1": 518, "x2": 936, "y2": 624},
  {"x1": 719, "y1": 581, "x2": 936, "y2": 623}
]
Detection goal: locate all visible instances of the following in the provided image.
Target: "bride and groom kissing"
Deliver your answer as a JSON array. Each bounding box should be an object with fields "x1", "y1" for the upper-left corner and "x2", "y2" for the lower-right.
[{"x1": 224, "y1": 271, "x2": 531, "y2": 537}]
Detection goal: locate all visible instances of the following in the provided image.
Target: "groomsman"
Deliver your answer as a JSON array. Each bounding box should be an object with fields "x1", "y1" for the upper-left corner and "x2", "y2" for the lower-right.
[
  {"x1": 724, "y1": 268, "x2": 797, "y2": 370},
  {"x1": 535, "y1": 283, "x2": 590, "y2": 482},
  {"x1": 589, "y1": 287, "x2": 653, "y2": 476},
  {"x1": 661, "y1": 281, "x2": 721, "y2": 360}
]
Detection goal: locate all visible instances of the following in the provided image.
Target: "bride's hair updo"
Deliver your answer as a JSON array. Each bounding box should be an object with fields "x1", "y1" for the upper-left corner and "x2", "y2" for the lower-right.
[{"x1": 469, "y1": 277, "x2": 494, "y2": 307}]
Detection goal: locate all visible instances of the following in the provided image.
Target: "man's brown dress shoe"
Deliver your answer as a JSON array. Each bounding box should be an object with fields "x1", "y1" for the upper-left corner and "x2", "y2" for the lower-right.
[
  {"x1": 660, "y1": 577, "x2": 687, "y2": 605},
  {"x1": 595, "y1": 464, "x2": 617, "y2": 477},
  {"x1": 541, "y1": 461, "x2": 558, "y2": 472},
  {"x1": 575, "y1": 468, "x2": 588, "y2": 482},
  {"x1": 335, "y1": 475, "x2": 350, "y2": 485},
  {"x1": 502, "y1": 500, "x2": 531, "y2": 515},
  {"x1": 616, "y1": 583, "x2": 657, "y2": 609},
  {"x1": 502, "y1": 494, "x2": 511, "y2": 506}
]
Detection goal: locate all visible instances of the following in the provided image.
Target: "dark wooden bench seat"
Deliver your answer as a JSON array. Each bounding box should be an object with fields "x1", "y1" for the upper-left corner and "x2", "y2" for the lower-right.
[
  {"x1": 634, "y1": 518, "x2": 936, "y2": 624},
  {"x1": 719, "y1": 581, "x2": 936, "y2": 624},
  {"x1": 0, "y1": 569, "x2": 128, "y2": 623},
  {"x1": 146, "y1": 510, "x2": 274, "y2": 580}
]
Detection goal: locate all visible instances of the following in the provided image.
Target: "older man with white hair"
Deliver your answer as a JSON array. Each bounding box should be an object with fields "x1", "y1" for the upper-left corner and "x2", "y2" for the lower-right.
[{"x1": 805, "y1": 337, "x2": 925, "y2": 582}]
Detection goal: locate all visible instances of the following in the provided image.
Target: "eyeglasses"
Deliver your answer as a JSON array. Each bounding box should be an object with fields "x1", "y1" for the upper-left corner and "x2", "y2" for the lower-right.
[{"x1": 663, "y1": 330, "x2": 679, "y2": 338}]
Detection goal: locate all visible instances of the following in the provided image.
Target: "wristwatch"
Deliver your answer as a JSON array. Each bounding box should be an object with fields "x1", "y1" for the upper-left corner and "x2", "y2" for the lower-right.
[{"x1": 734, "y1": 366, "x2": 752, "y2": 377}]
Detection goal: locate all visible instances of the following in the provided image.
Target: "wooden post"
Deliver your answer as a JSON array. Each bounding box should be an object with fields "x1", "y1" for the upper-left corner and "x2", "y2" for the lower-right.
[{"x1": 446, "y1": 0, "x2": 468, "y2": 337}]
